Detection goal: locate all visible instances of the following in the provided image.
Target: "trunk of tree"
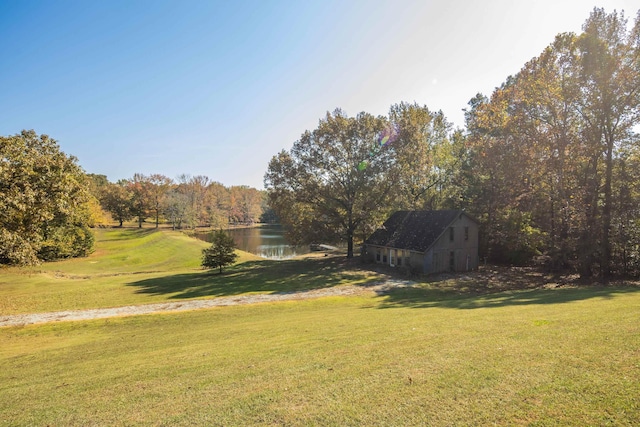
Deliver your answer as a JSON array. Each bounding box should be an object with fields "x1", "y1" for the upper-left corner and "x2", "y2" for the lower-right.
[
  {"x1": 601, "y1": 134, "x2": 614, "y2": 281},
  {"x1": 346, "y1": 223, "x2": 354, "y2": 258},
  {"x1": 579, "y1": 173, "x2": 599, "y2": 280},
  {"x1": 549, "y1": 191, "x2": 558, "y2": 270},
  {"x1": 155, "y1": 209, "x2": 160, "y2": 229}
]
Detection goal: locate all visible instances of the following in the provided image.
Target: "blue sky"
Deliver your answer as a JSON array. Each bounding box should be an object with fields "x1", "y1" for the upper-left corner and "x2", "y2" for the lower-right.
[{"x1": 1, "y1": 0, "x2": 637, "y2": 189}]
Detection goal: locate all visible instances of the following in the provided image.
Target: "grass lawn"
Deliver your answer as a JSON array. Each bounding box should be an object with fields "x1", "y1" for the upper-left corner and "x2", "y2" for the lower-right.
[
  {"x1": 1, "y1": 288, "x2": 639, "y2": 426},
  {"x1": 1, "y1": 228, "x2": 639, "y2": 425},
  {"x1": 0, "y1": 228, "x2": 380, "y2": 315}
]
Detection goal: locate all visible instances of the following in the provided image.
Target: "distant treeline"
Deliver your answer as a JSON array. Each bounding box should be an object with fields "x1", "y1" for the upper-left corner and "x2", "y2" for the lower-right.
[{"x1": 88, "y1": 173, "x2": 274, "y2": 230}]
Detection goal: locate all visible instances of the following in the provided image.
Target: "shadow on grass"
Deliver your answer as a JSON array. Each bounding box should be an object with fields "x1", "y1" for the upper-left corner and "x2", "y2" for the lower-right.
[
  {"x1": 377, "y1": 284, "x2": 640, "y2": 310},
  {"x1": 127, "y1": 256, "x2": 378, "y2": 299},
  {"x1": 370, "y1": 264, "x2": 640, "y2": 309}
]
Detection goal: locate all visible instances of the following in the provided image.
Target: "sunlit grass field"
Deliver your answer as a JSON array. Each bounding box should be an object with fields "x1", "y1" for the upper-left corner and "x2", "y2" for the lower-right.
[
  {"x1": 1, "y1": 228, "x2": 639, "y2": 425},
  {"x1": 0, "y1": 228, "x2": 378, "y2": 315},
  {"x1": 2, "y1": 289, "x2": 639, "y2": 425}
]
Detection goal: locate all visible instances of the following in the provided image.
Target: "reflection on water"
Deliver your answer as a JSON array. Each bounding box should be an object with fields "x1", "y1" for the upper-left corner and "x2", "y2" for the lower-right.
[{"x1": 195, "y1": 225, "x2": 308, "y2": 260}]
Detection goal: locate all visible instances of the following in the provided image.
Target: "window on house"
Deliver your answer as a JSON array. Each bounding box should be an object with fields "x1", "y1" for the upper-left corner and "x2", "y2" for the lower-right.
[
  {"x1": 449, "y1": 227, "x2": 454, "y2": 242},
  {"x1": 464, "y1": 226, "x2": 469, "y2": 241},
  {"x1": 397, "y1": 251, "x2": 402, "y2": 266},
  {"x1": 376, "y1": 250, "x2": 381, "y2": 262}
]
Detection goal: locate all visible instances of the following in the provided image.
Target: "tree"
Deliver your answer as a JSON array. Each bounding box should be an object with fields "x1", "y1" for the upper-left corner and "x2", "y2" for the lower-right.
[
  {"x1": 147, "y1": 174, "x2": 174, "y2": 228},
  {"x1": 205, "y1": 181, "x2": 230, "y2": 228},
  {"x1": 85, "y1": 174, "x2": 111, "y2": 226},
  {"x1": 229, "y1": 185, "x2": 263, "y2": 224},
  {"x1": 201, "y1": 230, "x2": 239, "y2": 273},
  {"x1": 101, "y1": 180, "x2": 134, "y2": 227},
  {"x1": 176, "y1": 174, "x2": 211, "y2": 229},
  {"x1": 128, "y1": 173, "x2": 155, "y2": 228},
  {"x1": 0, "y1": 130, "x2": 94, "y2": 265},
  {"x1": 389, "y1": 102, "x2": 459, "y2": 210},
  {"x1": 162, "y1": 189, "x2": 191, "y2": 230},
  {"x1": 265, "y1": 109, "x2": 396, "y2": 258},
  {"x1": 576, "y1": 8, "x2": 640, "y2": 279}
]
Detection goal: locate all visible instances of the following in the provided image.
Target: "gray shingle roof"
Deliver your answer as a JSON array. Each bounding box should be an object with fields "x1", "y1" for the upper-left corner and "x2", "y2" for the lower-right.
[{"x1": 365, "y1": 210, "x2": 468, "y2": 252}]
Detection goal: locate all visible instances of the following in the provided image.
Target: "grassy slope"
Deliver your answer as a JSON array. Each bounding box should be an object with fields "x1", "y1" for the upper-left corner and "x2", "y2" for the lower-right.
[
  {"x1": 1, "y1": 290, "x2": 639, "y2": 426},
  {"x1": 0, "y1": 228, "x2": 207, "y2": 314},
  {"x1": 1, "y1": 228, "x2": 378, "y2": 314},
  {"x1": 1, "y1": 228, "x2": 639, "y2": 425}
]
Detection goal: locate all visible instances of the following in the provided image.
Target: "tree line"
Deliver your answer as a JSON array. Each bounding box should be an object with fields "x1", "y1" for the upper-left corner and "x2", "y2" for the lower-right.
[
  {"x1": 266, "y1": 8, "x2": 640, "y2": 279},
  {"x1": 90, "y1": 173, "x2": 268, "y2": 230}
]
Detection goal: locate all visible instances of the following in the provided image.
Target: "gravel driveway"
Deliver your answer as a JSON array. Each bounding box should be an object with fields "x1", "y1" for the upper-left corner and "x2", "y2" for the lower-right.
[{"x1": 0, "y1": 280, "x2": 413, "y2": 328}]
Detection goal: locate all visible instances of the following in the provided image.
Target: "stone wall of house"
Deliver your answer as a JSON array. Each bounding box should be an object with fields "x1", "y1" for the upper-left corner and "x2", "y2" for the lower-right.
[{"x1": 426, "y1": 213, "x2": 479, "y2": 274}]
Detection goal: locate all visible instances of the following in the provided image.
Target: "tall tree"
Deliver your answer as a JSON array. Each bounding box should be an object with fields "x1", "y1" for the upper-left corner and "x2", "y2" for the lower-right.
[
  {"x1": 265, "y1": 109, "x2": 396, "y2": 258},
  {"x1": 389, "y1": 102, "x2": 458, "y2": 210},
  {"x1": 128, "y1": 174, "x2": 155, "y2": 228},
  {"x1": 147, "y1": 174, "x2": 174, "y2": 228},
  {"x1": 577, "y1": 8, "x2": 640, "y2": 278},
  {"x1": 162, "y1": 189, "x2": 191, "y2": 230},
  {"x1": 506, "y1": 32, "x2": 585, "y2": 269},
  {"x1": 229, "y1": 186, "x2": 263, "y2": 225},
  {"x1": 102, "y1": 180, "x2": 134, "y2": 227},
  {"x1": 463, "y1": 81, "x2": 546, "y2": 264},
  {"x1": 176, "y1": 174, "x2": 211, "y2": 229},
  {"x1": 0, "y1": 130, "x2": 94, "y2": 265},
  {"x1": 204, "y1": 181, "x2": 230, "y2": 228}
]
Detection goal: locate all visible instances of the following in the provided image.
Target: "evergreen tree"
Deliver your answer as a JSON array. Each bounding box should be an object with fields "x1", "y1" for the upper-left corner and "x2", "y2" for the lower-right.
[{"x1": 201, "y1": 230, "x2": 238, "y2": 273}]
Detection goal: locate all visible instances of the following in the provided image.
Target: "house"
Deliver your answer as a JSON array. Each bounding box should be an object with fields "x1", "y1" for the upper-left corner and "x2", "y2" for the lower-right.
[{"x1": 363, "y1": 210, "x2": 479, "y2": 274}]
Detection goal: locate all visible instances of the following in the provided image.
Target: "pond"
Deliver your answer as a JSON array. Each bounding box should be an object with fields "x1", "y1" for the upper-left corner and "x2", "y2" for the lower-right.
[{"x1": 195, "y1": 225, "x2": 309, "y2": 260}]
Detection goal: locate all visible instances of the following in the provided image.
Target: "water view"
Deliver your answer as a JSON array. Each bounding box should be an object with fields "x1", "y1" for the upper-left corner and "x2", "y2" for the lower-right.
[{"x1": 197, "y1": 225, "x2": 309, "y2": 260}]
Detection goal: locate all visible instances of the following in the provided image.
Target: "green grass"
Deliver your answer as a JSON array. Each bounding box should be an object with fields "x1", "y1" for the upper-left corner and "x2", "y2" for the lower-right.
[
  {"x1": 1, "y1": 227, "x2": 639, "y2": 425},
  {"x1": 0, "y1": 228, "x2": 379, "y2": 314},
  {"x1": 1, "y1": 289, "x2": 639, "y2": 426}
]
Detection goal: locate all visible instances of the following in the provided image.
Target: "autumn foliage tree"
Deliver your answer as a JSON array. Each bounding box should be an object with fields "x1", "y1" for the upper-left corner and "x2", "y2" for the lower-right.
[
  {"x1": 265, "y1": 109, "x2": 396, "y2": 258},
  {"x1": 462, "y1": 8, "x2": 640, "y2": 278},
  {"x1": 389, "y1": 102, "x2": 461, "y2": 210},
  {"x1": 101, "y1": 180, "x2": 135, "y2": 227}
]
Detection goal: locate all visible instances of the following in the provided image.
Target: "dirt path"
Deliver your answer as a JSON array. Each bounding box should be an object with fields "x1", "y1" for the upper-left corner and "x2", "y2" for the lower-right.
[{"x1": 0, "y1": 281, "x2": 413, "y2": 328}]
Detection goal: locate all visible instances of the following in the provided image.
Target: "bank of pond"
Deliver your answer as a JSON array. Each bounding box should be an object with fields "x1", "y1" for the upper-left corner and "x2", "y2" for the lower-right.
[{"x1": 194, "y1": 225, "x2": 311, "y2": 260}]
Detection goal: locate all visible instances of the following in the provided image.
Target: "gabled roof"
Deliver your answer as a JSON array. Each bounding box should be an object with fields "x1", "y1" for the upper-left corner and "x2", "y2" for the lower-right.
[{"x1": 364, "y1": 210, "x2": 473, "y2": 253}]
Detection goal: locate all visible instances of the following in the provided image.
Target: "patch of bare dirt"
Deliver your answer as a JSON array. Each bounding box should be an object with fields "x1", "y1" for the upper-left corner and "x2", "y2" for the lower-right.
[{"x1": 0, "y1": 284, "x2": 385, "y2": 328}]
